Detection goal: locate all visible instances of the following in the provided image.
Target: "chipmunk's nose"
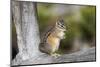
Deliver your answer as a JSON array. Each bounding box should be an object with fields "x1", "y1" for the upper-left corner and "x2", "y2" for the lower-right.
[{"x1": 63, "y1": 26, "x2": 66, "y2": 31}]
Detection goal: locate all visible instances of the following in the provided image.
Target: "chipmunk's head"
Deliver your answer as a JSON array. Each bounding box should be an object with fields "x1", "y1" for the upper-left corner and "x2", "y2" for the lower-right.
[{"x1": 56, "y1": 19, "x2": 66, "y2": 31}]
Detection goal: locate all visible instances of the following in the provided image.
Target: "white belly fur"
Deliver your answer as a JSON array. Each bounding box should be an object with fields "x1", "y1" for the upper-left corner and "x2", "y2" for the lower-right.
[{"x1": 57, "y1": 31, "x2": 65, "y2": 39}]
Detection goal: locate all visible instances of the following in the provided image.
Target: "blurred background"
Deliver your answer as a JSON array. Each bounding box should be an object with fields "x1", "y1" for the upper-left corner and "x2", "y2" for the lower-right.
[
  {"x1": 37, "y1": 3, "x2": 96, "y2": 54},
  {"x1": 12, "y1": 3, "x2": 96, "y2": 59}
]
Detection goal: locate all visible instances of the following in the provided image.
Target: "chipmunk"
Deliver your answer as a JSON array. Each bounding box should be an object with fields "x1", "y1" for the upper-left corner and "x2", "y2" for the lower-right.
[{"x1": 39, "y1": 19, "x2": 66, "y2": 58}]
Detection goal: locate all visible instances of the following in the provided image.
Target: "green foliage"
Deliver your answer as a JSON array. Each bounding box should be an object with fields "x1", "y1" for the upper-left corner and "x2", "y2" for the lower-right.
[
  {"x1": 79, "y1": 6, "x2": 96, "y2": 41},
  {"x1": 37, "y1": 4, "x2": 52, "y2": 32}
]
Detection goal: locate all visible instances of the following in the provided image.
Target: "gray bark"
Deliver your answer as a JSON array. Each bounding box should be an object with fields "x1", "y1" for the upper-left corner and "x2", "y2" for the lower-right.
[
  {"x1": 13, "y1": 47, "x2": 95, "y2": 66},
  {"x1": 11, "y1": 1, "x2": 41, "y2": 65},
  {"x1": 11, "y1": 1, "x2": 96, "y2": 66}
]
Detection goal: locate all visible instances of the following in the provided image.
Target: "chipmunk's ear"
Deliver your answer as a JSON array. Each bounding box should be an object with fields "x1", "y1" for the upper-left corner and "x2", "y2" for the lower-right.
[
  {"x1": 56, "y1": 18, "x2": 64, "y2": 26},
  {"x1": 56, "y1": 18, "x2": 66, "y2": 30}
]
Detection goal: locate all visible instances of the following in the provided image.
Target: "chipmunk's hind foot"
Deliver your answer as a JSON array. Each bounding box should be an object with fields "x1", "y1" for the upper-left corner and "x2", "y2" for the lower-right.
[{"x1": 50, "y1": 53, "x2": 61, "y2": 58}]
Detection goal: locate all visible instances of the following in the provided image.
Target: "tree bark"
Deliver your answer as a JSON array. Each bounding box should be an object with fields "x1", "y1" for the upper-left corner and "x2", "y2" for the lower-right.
[
  {"x1": 11, "y1": 1, "x2": 96, "y2": 66},
  {"x1": 11, "y1": 1, "x2": 41, "y2": 65}
]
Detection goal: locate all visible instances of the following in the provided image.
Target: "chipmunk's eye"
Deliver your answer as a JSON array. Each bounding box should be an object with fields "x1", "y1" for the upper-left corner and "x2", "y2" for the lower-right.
[{"x1": 61, "y1": 25, "x2": 63, "y2": 27}]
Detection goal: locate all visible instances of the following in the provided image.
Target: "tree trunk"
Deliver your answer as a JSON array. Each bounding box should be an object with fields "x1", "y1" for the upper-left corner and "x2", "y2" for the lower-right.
[
  {"x1": 11, "y1": 1, "x2": 95, "y2": 66},
  {"x1": 11, "y1": 1, "x2": 41, "y2": 65}
]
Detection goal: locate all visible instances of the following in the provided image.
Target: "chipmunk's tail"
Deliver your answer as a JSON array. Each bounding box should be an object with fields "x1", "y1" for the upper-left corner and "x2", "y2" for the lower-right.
[{"x1": 39, "y1": 43, "x2": 51, "y2": 55}]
